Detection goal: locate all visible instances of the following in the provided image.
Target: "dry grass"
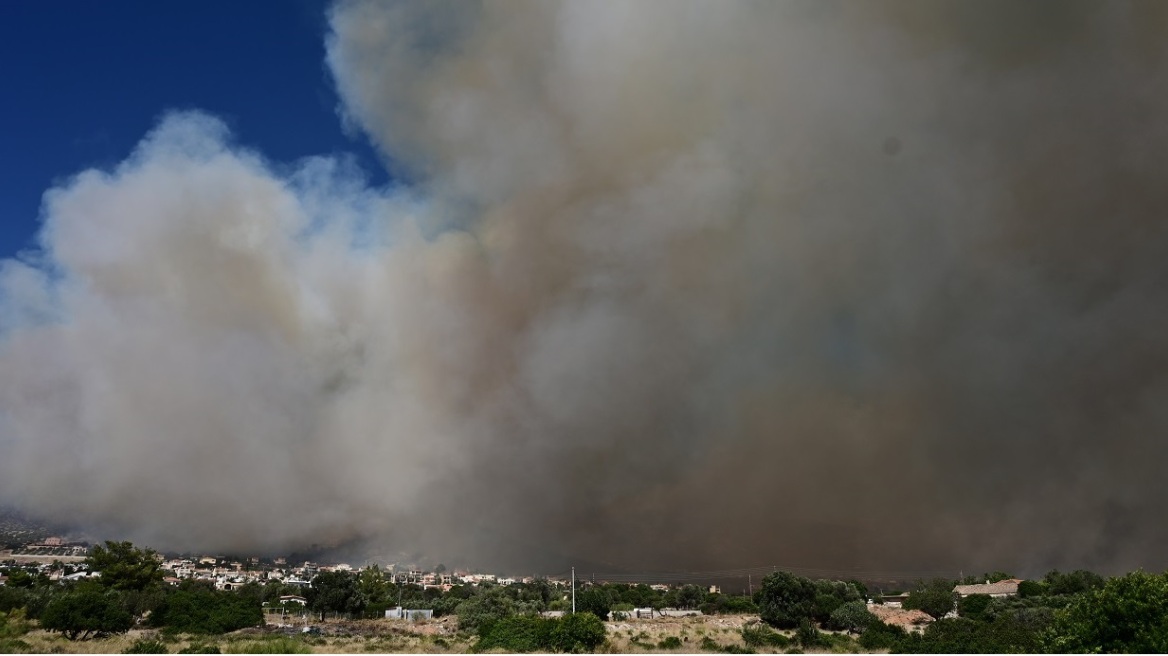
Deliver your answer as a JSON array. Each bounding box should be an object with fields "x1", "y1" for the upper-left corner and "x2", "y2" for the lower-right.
[{"x1": 4, "y1": 614, "x2": 874, "y2": 654}]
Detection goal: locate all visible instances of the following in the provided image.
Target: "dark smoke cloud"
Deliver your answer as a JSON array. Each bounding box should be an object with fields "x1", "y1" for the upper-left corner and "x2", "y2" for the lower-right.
[{"x1": 3, "y1": 1, "x2": 1168, "y2": 576}]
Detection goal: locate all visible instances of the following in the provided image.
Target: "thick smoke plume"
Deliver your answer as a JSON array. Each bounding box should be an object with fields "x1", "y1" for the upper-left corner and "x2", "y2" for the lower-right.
[{"x1": 4, "y1": 0, "x2": 1168, "y2": 575}]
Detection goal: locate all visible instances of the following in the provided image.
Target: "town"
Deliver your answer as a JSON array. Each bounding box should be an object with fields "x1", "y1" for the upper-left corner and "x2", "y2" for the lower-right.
[{"x1": 3, "y1": 532, "x2": 1161, "y2": 654}]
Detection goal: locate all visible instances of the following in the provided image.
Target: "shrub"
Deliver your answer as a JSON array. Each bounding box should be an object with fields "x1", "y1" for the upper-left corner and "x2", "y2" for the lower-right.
[
  {"x1": 40, "y1": 589, "x2": 133, "y2": 640},
  {"x1": 456, "y1": 588, "x2": 517, "y2": 634},
  {"x1": 124, "y1": 638, "x2": 170, "y2": 654},
  {"x1": 224, "y1": 637, "x2": 311, "y2": 654},
  {"x1": 1042, "y1": 571, "x2": 1168, "y2": 653},
  {"x1": 658, "y1": 636, "x2": 682, "y2": 649},
  {"x1": 857, "y1": 620, "x2": 906, "y2": 651},
  {"x1": 794, "y1": 620, "x2": 828, "y2": 648},
  {"x1": 957, "y1": 593, "x2": 992, "y2": 620},
  {"x1": 475, "y1": 615, "x2": 555, "y2": 653},
  {"x1": 149, "y1": 585, "x2": 262, "y2": 634},
  {"x1": 741, "y1": 623, "x2": 790, "y2": 648},
  {"x1": 550, "y1": 612, "x2": 606, "y2": 653},
  {"x1": 757, "y1": 572, "x2": 817, "y2": 629},
  {"x1": 827, "y1": 600, "x2": 877, "y2": 633},
  {"x1": 178, "y1": 644, "x2": 221, "y2": 654},
  {"x1": 700, "y1": 636, "x2": 719, "y2": 651}
]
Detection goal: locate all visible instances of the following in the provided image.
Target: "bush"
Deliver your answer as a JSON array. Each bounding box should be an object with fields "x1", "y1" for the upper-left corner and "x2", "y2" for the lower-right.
[
  {"x1": 550, "y1": 612, "x2": 606, "y2": 653},
  {"x1": 456, "y1": 588, "x2": 517, "y2": 634},
  {"x1": 178, "y1": 644, "x2": 221, "y2": 654},
  {"x1": 794, "y1": 620, "x2": 828, "y2": 648},
  {"x1": 1042, "y1": 570, "x2": 1168, "y2": 653},
  {"x1": 124, "y1": 638, "x2": 170, "y2": 653},
  {"x1": 858, "y1": 621, "x2": 906, "y2": 651},
  {"x1": 224, "y1": 637, "x2": 311, "y2": 654},
  {"x1": 475, "y1": 615, "x2": 555, "y2": 653},
  {"x1": 957, "y1": 593, "x2": 992, "y2": 620},
  {"x1": 1016, "y1": 580, "x2": 1045, "y2": 598},
  {"x1": 473, "y1": 612, "x2": 606, "y2": 653},
  {"x1": 741, "y1": 623, "x2": 790, "y2": 648},
  {"x1": 658, "y1": 635, "x2": 682, "y2": 649},
  {"x1": 757, "y1": 572, "x2": 817, "y2": 629},
  {"x1": 0, "y1": 608, "x2": 32, "y2": 653},
  {"x1": 41, "y1": 589, "x2": 133, "y2": 640},
  {"x1": 827, "y1": 600, "x2": 877, "y2": 633},
  {"x1": 903, "y1": 578, "x2": 957, "y2": 621},
  {"x1": 149, "y1": 585, "x2": 262, "y2": 634}
]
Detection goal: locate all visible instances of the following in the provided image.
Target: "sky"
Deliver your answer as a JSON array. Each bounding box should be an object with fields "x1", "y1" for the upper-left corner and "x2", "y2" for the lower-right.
[
  {"x1": 0, "y1": 0, "x2": 384, "y2": 259},
  {"x1": 3, "y1": 1, "x2": 1168, "y2": 578}
]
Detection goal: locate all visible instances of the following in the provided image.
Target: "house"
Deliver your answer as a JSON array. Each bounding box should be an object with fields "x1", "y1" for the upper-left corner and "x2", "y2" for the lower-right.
[
  {"x1": 953, "y1": 579, "x2": 1022, "y2": 598},
  {"x1": 279, "y1": 595, "x2": 308, "y2": 606}
]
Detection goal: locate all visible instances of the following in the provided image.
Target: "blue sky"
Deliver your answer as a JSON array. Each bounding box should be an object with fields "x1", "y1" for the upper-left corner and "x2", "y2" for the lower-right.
[{"x1": 0, "y1": 0, "x2": 383, "y2": 260}]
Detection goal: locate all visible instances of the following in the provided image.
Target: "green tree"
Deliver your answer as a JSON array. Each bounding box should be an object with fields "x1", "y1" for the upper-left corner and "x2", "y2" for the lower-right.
[
  {"x1": 5, "y1": 570, "x2": 33, "y2": 589},
  {"x1": 40, "y1": 588, "x2": 133, "y2": 640},
  {"x1": 957, "y1": 593, "x2": 992, "y2": 620},
  {"x1": 87, "y1": 541, "x2": 163, "y2": 592},
  {"x1": 677, "y1": 584, "x2": 705, "y2": 610},
  {"x1": 1016, "y1": 580, "x2": 1045, "y2": 598},
  {"x1": 757, "y1": 571, "x2": 817, "y2": 629},
  {"x1": 903, "y1": 578, "x2": 957, "y2": 621},
  {"x1": 149, "y1": 581, "x2": 262, "y2": 634},
  {"x1": 811, "y1": 579, "x2": 863, "y2": 623},
  {"x1": 1043, "y1": 569, "x2": 1104, "y2": 596},
  {"x1": 1042, "y1": 570, "x2": 1168, "y2": 653},
  {"x1": 456, "y1": 587, "x2": 516, "y2": 634},
  {"x1": 550, "y1": 612, "x2": 606, "y2": 652},
  {"x1": 308, "y1": 571, "x2": 365, "y2": 619},
  {"x1": 575, "y1": 587, "x2": 612, "y2": 620},
  {"x1": 827, "y1": 600, "x2": 877, "y2": 633}
]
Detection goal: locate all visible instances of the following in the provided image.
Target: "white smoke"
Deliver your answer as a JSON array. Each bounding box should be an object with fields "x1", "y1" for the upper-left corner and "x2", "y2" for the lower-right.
[{"x1": 3, "y1": 1, "x2": 1168, "y2": 573}]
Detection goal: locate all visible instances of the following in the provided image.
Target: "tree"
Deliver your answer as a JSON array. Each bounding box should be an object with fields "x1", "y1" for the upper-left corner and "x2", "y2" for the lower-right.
[
  {"x1": 4, "y1": 570, "x2": 33, "y2": 589},
  {"x1": 308, "y1": 571, "x2": 365, "y2": 619},
  {"x1": 757, "y1": 571, "x2": 817, "y2": 629},
  {"x1": 957, "y1": 593, "x2": 992, "y2": 620},
  {"x1": 811, "y1": 579, "x2": 863, "y2": 623},
  {"x1": 575, "y1": 586, "x2": 612, "y2": 620},
  {"x1": 1042, "y1": 570, "x2": 1168, "y2": 653},
  {"x1": 149, "y1": 582, "x2": 262, "y2": 634},
  {"x1": 86, "y1": 541, "x2": 163, "y2": 592},
  {"x1": 455, "y1": 587, "x2": 516, "y2": 634},
  {"x1": 550, "y1": 612, "x2": 606, "y2": 652},
  {"x1": 903, "y1": 578, "x2": 957, "y2": 621},
  {"x1": 676, "y1": 584, "x2": 705, "y2": 610},
  {"x1": 1016, "y1": 580, "x2": 1045, "y2": 598},
  {"x1": 828, "y1": 600, "x2": 878, "y2": 633},
  {"x1": 40, "y1": 588, "x2": 133, "y2": 640},
  {"x1": 1043, "y1": 569, "x2": 1104, "y2": 596}
]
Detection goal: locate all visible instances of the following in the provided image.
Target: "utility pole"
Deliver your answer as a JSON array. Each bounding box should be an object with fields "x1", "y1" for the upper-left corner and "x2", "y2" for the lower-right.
[
  {"x1": 748, "y1": 574, "x2": 752, "y2": 596},
  {"x1": 571, "y1": 567, "x2": 576, "y2": 614}
]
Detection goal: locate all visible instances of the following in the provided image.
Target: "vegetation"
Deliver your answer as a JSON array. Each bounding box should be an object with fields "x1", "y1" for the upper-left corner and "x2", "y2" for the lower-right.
[
  {"x1": 472, "y1": 612, "x2": 606, "y2": 653},
  {"x1": 124, "y1": 638, "x2": 171, "y2": 653},
  {"x1": 88, "y1": 541, "x2": 165, "y2": 592},
  {"x1": 903, "y1": 578, "x2": 958, "y2": 621},
  {"x1": 757, "y1": 571, "x2": 817, "y2": 629},
  {"x1": 149, "y1": 581, "x2": 263, "y2": 634},
  {"x1": 741, "y1": 622, "x2": 790, "y2": 648},
  {"x1": 4, "y1": 539, "x2": 1168, "y2": 654},
  {"x1": 1042, "y1": 570, "x2": 1168, "y2": 653},
  {"x1": 40, "y1": 587, "x2": 134, "y2": 640}
]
